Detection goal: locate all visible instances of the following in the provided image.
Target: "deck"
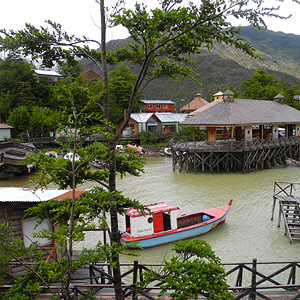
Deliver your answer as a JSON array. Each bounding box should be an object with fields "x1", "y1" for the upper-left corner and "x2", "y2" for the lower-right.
[{"x1": 170, "y1": 137, "x2": 300, "y2": 173}]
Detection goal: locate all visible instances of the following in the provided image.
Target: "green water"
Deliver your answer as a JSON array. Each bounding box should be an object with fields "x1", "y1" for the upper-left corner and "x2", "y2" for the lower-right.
[{"x1": 2, "y1": 156, "x2": 300, "y2": 264}]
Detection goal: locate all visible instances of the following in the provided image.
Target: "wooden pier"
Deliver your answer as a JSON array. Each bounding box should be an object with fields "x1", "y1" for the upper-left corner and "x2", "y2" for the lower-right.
[
  {"x1": 170, "y1": 137, "x2": 300, "y2": 173},
  {"x1": 272, "y1": 182, "x2": 300, "y2": 243}
]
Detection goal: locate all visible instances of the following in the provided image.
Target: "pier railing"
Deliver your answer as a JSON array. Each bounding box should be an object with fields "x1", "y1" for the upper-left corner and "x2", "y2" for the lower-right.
[
  {"x1": 170, "y1": 136, "x2": 299, "y2": 153},
  {"x1": 68, "y1": 260, "x2": 300, "y2": 299}
]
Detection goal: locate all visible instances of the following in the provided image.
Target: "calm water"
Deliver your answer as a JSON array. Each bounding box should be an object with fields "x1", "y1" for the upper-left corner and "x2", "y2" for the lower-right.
[{"x1": 2, "y1": 156, "x2": 300, "y2": 265}]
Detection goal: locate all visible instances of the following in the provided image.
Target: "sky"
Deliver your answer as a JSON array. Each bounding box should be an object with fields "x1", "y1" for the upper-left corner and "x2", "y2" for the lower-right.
[{"x1": 0, "y1": 0, "x2": 299, "y2": 46}]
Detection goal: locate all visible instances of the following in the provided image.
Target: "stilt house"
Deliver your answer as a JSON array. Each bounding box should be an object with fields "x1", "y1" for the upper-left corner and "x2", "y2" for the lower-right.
[{"x1": 171, "y1": 91, "x2": 300, "y2": 173}]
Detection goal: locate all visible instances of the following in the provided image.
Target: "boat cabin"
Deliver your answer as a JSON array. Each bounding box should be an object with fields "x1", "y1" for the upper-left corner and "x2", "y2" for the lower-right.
[{"x1": 125, "y1": 202, "x2": 179, "y2": 237}]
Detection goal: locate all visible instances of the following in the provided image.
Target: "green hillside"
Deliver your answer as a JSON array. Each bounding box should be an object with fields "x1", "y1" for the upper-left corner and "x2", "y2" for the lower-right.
[{"x1": 81, "y1": 26, "x2": 300, "y2": 105}]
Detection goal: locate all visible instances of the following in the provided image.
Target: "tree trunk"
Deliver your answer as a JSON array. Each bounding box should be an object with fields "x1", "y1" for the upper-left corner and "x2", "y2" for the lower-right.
[
  {"x1": 100, "y1": 2, "x2": 123, "y2": 298},
  {"x1": 108, "y1": 140, "x2": 124, "y2": 300}
]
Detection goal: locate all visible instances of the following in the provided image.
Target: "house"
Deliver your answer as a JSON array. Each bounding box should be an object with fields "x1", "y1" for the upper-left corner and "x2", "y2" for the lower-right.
[
  {"x1": 32, "y1": 69, "x2": 62, "y2": 85},
  {"x1": 155, "y1": 113, "x2": 187, "y2": 134},
  {"x1": 180, "y1": 93, "x2": 209, "y2": 113},
  {"x1": 81, "y1": 70, "x2": 101, "y2": 82},
  {"x1": 116, "y1": 112, "x2": 187, "y2": 136},
  {"x1": 173, "y1": 90, "x2": 300, "y2": 172},
  {"x1": 0, "y1": 123, "x2": 13, "y2": 141},
  {"x1": 181, "y1": 91, "x2": 300, "y2": 143},
  {"x1": 141, "y1": 100, "x2": 175, "y2": 113},
  {"x1": 0, "y1": 187, "x2": 88, "y2": 281}
]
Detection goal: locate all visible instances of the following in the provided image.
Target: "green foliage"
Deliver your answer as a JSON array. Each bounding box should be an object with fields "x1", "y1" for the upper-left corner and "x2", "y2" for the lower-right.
[
  {"x1": 7, "y1": 105, "x2": 30, "y2": 137},
  {"x1": 108, "y1": 63, "x2": 140, "y2": 123},
  {"x1": 241, "y1": 69, "x2": 285, "y2": 100},
  {"x1": 174, "y1": 126, "x2": 206, "y2": 142},
  {"x1": 139, "y1": 239, "x2": 233, "y2": 300},
  {"x1": 0, "y1": 58, "x2": 54, "y2": 118}
]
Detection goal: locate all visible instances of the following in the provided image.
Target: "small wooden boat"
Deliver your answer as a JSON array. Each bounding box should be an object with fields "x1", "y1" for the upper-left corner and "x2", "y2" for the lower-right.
[
  {"x1": 120, "y1": 200, "x2": 233, "y2": 248},
  {"x1": 0, "y1": 142, "x2": 39, "y2": 178}
]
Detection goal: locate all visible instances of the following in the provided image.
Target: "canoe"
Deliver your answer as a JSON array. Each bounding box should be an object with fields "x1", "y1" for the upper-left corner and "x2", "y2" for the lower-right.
[{"x1": 120, "y1": 200, "x2": 233, "y2": 248}]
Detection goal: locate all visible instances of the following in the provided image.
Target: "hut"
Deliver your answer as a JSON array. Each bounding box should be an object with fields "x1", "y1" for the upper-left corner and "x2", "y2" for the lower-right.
[
  {"x1": 171, "y1": 91, "x2": 300, "y2": 173},
  {"x1": 0, "y1": 187, "x2": 88, "y2": 282},
  {"x1": 180, "y1": 93, "x2": 209, "y2": 113}
]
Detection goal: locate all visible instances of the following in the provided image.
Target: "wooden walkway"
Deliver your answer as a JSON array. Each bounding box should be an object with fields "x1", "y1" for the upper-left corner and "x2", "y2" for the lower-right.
[{"x1": 272, "y1": 182, "x2": 300, "y2": 243}]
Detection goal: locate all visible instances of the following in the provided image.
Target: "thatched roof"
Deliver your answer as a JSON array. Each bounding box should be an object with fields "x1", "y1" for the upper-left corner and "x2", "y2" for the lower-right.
[
  {"x1": 181, "y1": 99, "x2": 300, "y2": 127},
  {"x1": 180, "y1": 93, "x2": 209, "y2": 112}
]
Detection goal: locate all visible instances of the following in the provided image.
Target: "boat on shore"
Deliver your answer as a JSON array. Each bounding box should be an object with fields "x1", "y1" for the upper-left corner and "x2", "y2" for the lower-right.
[
  {"x1": 164, "y1": 147, "x2": 172, "y2": 156},
  {"x1": 0, "y1": 142, "x2": 39, "y2": 179},
  {"x1": 120, "y1": 200, "x2": 233, "y2": 248}
]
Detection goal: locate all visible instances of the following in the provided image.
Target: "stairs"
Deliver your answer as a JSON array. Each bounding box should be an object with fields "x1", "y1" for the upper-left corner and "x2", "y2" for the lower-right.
[{"x1": 280, "y1": 200, "x2": 300, "y2": 243}]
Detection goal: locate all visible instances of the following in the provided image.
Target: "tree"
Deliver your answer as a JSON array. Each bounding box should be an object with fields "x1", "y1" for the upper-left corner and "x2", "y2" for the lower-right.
[
  {"x1": 241, "y1": 69, "x2": 284, "y2": 100},
  {"x1": 7, "y1": 105, "x2": 30, "y2": 137},
  {"x1": 1, "y1": 1, "x2": 299, "y2": 299},
  {"x1": 0, "y1": 58, "x2": 54, "y2": 118},
  {"x1": 108, "y1": 63, "x2": 140, "y2": 124},
  {"x1": 140, "y1": 239, "x2": 233, "y2": 300}
]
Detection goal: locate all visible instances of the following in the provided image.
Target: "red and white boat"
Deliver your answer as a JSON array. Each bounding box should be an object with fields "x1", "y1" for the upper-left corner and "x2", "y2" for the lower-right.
[{"x1": 120, "y1": 200, "x2": 233, "y2": 248}]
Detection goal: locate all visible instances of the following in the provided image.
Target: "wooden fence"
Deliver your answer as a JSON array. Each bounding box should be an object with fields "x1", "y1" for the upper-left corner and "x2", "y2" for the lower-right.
[{"x1": 67, "y1": 259, "x2": 300, "y2": 299}]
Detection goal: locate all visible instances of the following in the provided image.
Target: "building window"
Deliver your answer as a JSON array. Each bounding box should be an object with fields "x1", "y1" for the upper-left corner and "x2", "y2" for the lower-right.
[
  {"x1": 156, "y1": 104, "x2": 161, "y2": 109},
  {"x1": 163, "y1": 105, "x2": 168, "y2": 109},
  {"x1": 129, "y1": 124, "x2": 134, "y2": 128},
  {"x1": 148, "y1": 104, "x2": 152, "y2": 109}
]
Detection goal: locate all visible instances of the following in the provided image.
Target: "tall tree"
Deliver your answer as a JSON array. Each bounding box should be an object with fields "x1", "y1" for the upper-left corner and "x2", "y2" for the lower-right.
[
  {"x1": 241, "y1": 69, "x2": 284, "y2": 100},
  {"x1": 1, "y1": 1, "x2": 299, "y2": 299}
]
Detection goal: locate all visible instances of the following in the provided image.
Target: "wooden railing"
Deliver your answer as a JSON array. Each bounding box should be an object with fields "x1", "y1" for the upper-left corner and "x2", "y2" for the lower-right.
[
  {"x1": 68, "y1": 260, "x2": 300, "y2": 299},
  {"x1": 170, "y1": 136, "x2": 299, "y2": 153}
]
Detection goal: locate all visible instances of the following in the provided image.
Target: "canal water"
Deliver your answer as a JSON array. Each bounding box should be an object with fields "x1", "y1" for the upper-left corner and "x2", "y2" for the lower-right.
[{"x1": 2, "y1": 156, "x2": 300, "y2": 265}]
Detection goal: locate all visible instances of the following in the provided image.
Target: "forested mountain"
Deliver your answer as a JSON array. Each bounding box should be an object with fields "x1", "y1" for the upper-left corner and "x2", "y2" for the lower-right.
[{"x1": 81, "y1": 26, "x2": 300, "y2": 105}]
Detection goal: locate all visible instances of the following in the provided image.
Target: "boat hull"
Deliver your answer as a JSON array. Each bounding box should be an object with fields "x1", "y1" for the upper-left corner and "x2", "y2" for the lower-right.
[{"x1": 120, "y1": 201, "x2": 232, "y2": 248}]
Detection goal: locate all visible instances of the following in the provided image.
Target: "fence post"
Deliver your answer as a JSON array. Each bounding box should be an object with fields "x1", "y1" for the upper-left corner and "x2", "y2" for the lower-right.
[
  {"x1": 250, "y1": 259, "x2": 257, "y2": 300},
  {"x1": 132, "y1": 260, "x2": 138, "y2": 300}
]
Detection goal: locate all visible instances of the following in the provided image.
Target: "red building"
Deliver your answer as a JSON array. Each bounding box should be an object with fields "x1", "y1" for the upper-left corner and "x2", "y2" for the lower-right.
[{"x1": 141, "y1": 100, "x2": 175, "y2": 113}]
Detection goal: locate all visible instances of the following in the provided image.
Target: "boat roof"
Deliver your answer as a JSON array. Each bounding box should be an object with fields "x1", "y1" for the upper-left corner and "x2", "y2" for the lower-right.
[
  {"x1": 0, "y1": 187, "x2": 88, "y2": 202},
  {"x1": 126, "y1": 202, "x2": 180, "y2": 218}
]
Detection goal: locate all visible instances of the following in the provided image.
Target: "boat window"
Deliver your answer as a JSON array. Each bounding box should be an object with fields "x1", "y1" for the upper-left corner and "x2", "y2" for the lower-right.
[
  {"x1": 125, "y1": 215, "x2": 131, "y2": 233},
  {"x1": 148, "y1": 217, "x2": 153, "y2": 224},
  {"x1": 163, "y1": 212, "x2": 171, "y2": 231}
]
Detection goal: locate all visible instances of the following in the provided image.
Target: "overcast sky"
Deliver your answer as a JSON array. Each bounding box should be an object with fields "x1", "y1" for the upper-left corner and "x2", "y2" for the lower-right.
[{"x1": 0, "y1": 0, "x2": 299, "y2": 46}]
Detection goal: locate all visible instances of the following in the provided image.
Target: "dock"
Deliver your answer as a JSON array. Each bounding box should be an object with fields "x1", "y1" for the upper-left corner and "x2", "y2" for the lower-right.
[
  {"x1": 170, "y1": 137, "x2": 300, "y2": 173},
  {"x1": 272, "y1": 182, "x2": 300, "y2": 243}
]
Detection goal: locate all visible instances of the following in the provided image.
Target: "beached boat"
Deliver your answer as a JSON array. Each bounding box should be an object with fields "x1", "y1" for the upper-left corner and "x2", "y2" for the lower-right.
[
  {"x1": 0, "y1": 142, "x2": 39, "y2": 179},
  {"x1": 45, "y1": 151, "x2": 58, "y2": 158},
  {"x1": 125, "y1": 144, "x2": 145, "y2": 154},
  {"x1": 164, "y1": 147, "x2": 172, "y2": 156},
  {"x1": 120, "y1": 200, "x2": 233, "y2": 248}
]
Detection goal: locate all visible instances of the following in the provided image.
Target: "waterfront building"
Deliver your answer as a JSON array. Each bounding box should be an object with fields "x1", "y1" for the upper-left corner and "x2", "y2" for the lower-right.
[{"x1": 172, "y1": 91, "x2": 300, "y2": 172}]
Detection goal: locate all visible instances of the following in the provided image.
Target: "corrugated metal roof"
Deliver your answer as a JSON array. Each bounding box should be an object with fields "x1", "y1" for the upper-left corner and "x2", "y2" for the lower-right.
[
  {"x1": 0, "y1": 188, "x2": 87, "y2": 202},
  {"x1": 181, "y1": 99, "x2": 300, "y2": 126},
  {"x1": 155, "y1": 113, "x2": 187, "y2": 123},
  {"x1": 33, "y1": 69, "x2": 62, "y2": 76},
  {"x1": 141, "y1": 100, "x2": 174, "y2": 104},
  {"x1": 130, "y1": 113, "x2": 153, "y2": 123}
]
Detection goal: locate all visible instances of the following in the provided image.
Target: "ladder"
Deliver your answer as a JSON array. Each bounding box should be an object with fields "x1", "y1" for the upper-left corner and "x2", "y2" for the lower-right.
[{"x1": 279, "y1": 199, "x2": 300, "y2": 243}]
